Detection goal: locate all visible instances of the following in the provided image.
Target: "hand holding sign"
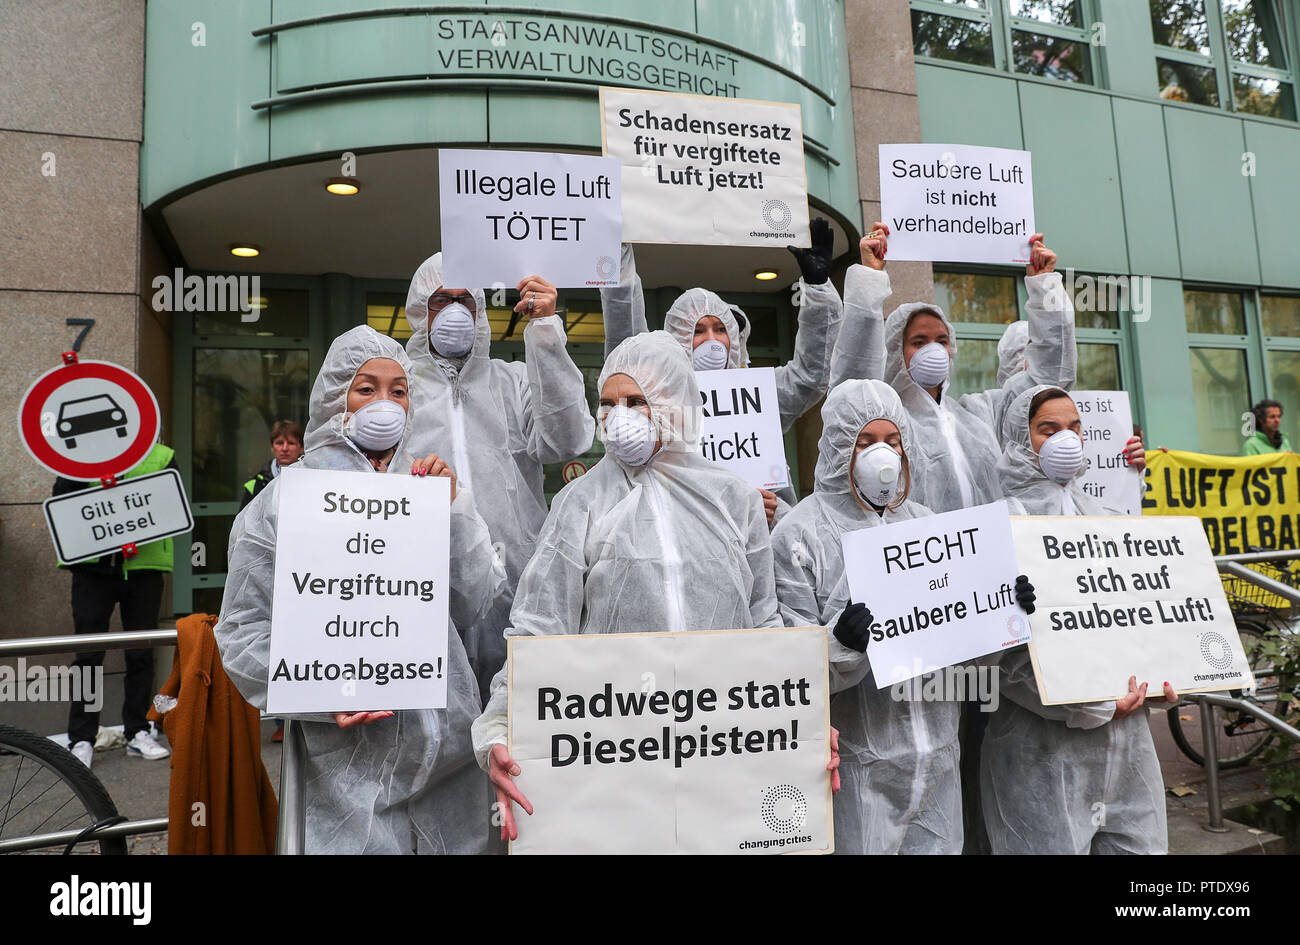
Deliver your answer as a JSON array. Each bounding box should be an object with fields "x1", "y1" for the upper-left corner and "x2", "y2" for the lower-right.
[
  {"x1": 410, "y1": 453, "x2": 457, "y2": 500},
  {"x1": 1026, "y1": 233, "x2": 1056, "y2": 276},
  {"x1": 1113, "y1": 677, "x2": 1179, "y2": 720},
  {"x1": 513, "y1": 274, "x2": 558, "y2": 321},
  {"x1": 489, "y1": 743, "x2": 534, "y2": 843},
  {"x1": 334, "y1": 710, "x2": 394, "y2": 729},
  {"x1": 860, "y1": 221, "x2": 889, "y2": 271}
]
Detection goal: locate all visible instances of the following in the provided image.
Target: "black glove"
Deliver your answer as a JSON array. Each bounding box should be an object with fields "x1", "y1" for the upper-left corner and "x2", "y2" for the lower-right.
[
  {"x1": 832, "y1": 601, "x2": 874, "y2": 653},
  {"x1": 787, "y1": 217, "x2": 834, "y2": 285},
  {"x1": 1015, "y1": 575, "x2": 1036, "y2": 615}
]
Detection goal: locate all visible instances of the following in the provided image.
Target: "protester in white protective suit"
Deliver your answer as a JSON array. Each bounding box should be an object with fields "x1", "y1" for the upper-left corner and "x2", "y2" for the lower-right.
[
  {"x1": 599, "y1": 219, "x2": 847, "y2": 526},
  {"x1": 996, "y1": 320, "x2": 1030, "y2": 385},
  {"x1": 835, "y1": 228, "x2": 1081, "y2": 513},
  {"x1": 403, "y1": 254, "x2": 595, "y2": 701},
  {"x1": 215, "y1": 326, "x2": 504, "y2": 854},
  {"x1": 982, "y1": 384, "x2": 1174, "y2": 855},
  {"x1": 772, "y1": 379, "x2": 1033, "y2": 854},
  {"x1": 470, "y1": 331, "x2": 841, "y2": 842}
]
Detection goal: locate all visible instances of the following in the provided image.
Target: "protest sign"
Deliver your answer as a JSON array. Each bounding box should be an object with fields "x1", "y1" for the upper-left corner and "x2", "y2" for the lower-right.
[
  {"x1": 697, "y1": 367, "x2": 788, "y2": 490},
  {"x1": 507, "y1": 627, "x2": 831, "y2": 854},
  {"x1": 1144, "y1": 449, "x2": 1300, "y2": 553},
  {"x1": 438, "y1": 148, "x2": 621, "y2": 290},
  {"x1": 1072, "y1": 390, "x2": 1141, "y2": 515},
  {"x1": 44, "y1": 469, "x2": 193, "y2": 564},
  {"x1": 1011, "y1": 515, "x2": 1250, "y2": 704},
  {"x1": 266, "y1": 467, "x2": 451, "y2": 714},
  {"x1": 840, "y1": 500, "x2": 1028, "y2": 688},
  {"x1": 601, "y1": 87, "x2": 808, "y2": 246},
  {"x1": 878, "y1": 143, "x2": 1035, "y2": 264}
]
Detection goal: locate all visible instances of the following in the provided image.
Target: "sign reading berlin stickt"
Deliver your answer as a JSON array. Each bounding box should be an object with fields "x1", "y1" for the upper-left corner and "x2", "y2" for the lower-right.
[
  {"x1": 507, "y1": 627, "x2": 831, "y2": 854},
  {"x1": 1072, "y1": 390, "x2": 1142, "y2": 515},
  {"x1": 18, "y1": 360, "x2": 161, "y2": 480},
  {"x1": 841, "y1": 500, "x2": 1029, "y2": 688},
  {"x1": 266, "y1": 467, "x2": 452, "y2": 715},
  {"x1": 1011, "y1": 515, "x2": 1251, "y2": 705},
  {"x1": 879, "y1": 143, "x2": 1035, "y2": 265},
  {"x1": 601, "y1": 87, "x2": 809, "y2": 246},
  {"x1": 438, "y1": 148, "x2": 621, "y2": 290},
  {"x1": 697, "y1": 367, "x2": 788, "y2": 490},
  {"x1": 44, "y1": 469, "x2": 193, "y2": 564}
]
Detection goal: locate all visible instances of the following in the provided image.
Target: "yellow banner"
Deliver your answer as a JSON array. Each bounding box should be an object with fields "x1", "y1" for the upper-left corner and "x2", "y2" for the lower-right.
[{"x1": 1143, "y1": 449, "x2": 1300, "y2": 554}]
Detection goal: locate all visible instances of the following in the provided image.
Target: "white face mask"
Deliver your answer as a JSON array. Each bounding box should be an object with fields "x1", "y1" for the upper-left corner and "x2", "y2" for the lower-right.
[
  {"x1": 692, "y1": 338, "x2": 729, "y2": 372},
  {"x1": 602, "y1": 405, "x2": 657, "y2": 467},
  {"x1": 909, "y1": 341, "x2": 950, "y2": 389},
  {"x1": 430, "y1": 300, "x2": 475, "y2": 358},
  {"x1": 346, "y1": 399, "x2": 406, "y2": 452},
  {"x1": 852, "y1": 441, "x2": 903, "y2": 507},
  {"x1": 1038, "y1": 429, "x2": 1085, "y2": 484}
]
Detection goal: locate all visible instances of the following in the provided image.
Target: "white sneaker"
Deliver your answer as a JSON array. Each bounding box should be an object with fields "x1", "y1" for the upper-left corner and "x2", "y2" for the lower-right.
[
  {"x1": 125, "y1": 730, "x2": 170, "y2": 760},
  {"x1": 69, "y1": 741, "x2": 94, "y2": 769}
]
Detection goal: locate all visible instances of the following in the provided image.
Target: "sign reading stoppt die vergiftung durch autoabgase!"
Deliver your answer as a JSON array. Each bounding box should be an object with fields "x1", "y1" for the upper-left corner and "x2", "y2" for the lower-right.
[
  {"x1": 601, "y1": 87, "x2": 809, "y2": 246},
  {"x1": 438, "y1": 148, "x2": 622, "y2": 290},
  {"x1": 267, "y1": 467, "x2": 452, "y2": 715},
  {"x1": 696, "y1": 367, "x2": 788, "y2": 490},
  {"x1": 507, "y1": 627, "x2": 832, "y2": 854},
  {"x1": 1010, "y1": 515, "x2": 1250, "y2": 705},
  {"x1": 841, "y1": 500, "x2": 1029, "y2": 688},
  {"x1": 878, "y1": 143, "x2": 1035, "y2": 265}
]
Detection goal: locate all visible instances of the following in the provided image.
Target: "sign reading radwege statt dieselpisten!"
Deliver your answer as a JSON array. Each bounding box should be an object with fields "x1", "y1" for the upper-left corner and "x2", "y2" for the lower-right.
[{"x1": 601, "y1": 87, "x2": 809, "y2": 246}]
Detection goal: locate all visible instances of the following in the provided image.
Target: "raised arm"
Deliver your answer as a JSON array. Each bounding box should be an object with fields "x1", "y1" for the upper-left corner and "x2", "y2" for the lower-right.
[
  {"x1": 600, "y1": 243, "x2": 648, "y2": 359},
  {"x1": 514, "y1": 274, "x2": 597, "y2": 464},
  {"x1": 830, "y1": 225, "x2": 892, "y2": 389},
  {"x1": 775, "y1": 218, "x2": 842, "y2": 431}
]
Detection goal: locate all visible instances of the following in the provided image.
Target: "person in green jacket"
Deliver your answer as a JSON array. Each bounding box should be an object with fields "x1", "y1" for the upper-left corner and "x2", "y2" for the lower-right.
[
  {"x1": 239, "y1": 419, "x2": 304, "y2": 509},
  {"x1": 1243, "y1": 400, "x2": 1293, "y2": 455},
  {"x1": 55, "y1": 442, "x2": 177, "y2": 768}
]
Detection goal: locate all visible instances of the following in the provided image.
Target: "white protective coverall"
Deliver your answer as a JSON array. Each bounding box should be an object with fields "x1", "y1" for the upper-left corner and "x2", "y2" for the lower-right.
[{"x1": 215, "y1": 326, "x2": 505, "y2": 854}]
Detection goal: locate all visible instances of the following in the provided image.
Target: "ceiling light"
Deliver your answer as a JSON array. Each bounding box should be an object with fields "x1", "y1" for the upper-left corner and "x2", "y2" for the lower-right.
[
  {"x1": 754, "y1": 269, "x2": 779, "y2": 281},
  {"x1": 326, "y1": 178, "x2": 360, "y2": 196},
  {"x1": 230, "y1": 244, "x2": 260, "y2": 258}
]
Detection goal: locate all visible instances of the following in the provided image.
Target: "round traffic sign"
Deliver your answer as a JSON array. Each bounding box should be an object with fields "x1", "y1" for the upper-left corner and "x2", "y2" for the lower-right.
[
  {"x1": 562, "y1": 460, "x2": 588, "y2": 483},
  {"x1": 17, "y1": 360, "x2": 161, "y2": 480}
]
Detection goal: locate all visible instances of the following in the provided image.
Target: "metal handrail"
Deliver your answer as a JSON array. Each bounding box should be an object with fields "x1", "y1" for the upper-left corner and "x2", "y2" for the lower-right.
[
  {"x1": 277, "y1": 719, "x2": 305, "y2": 855},
  {"x1": 0, "y1": 818, "x2": 169, "y2": 855},
  {"x1": 1195, "y1": 551, "x2": 1300, "y2": 833},
  {"x1": 0, "y1": 628, "x2": 177, "y2": 657}
]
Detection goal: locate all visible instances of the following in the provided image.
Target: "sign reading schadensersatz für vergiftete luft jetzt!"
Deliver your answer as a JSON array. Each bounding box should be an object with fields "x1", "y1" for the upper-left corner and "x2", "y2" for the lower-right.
[
  {"x1": 266, "y1": 467, "x2": 452, "y2": 714},
  {"x1": 601, "y1": 87, "x2": 809, "y2": 246}
]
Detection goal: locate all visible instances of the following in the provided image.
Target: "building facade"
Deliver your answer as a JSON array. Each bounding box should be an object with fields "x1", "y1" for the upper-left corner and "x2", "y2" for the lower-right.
[{"x1": 2, "y1": 1, "x2": 1297, "y2": 678}]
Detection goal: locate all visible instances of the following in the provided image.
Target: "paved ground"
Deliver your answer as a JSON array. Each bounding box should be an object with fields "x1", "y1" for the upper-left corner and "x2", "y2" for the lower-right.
[{"x1": 10, "y1": 709, "x2": 1292, "y2": 854}]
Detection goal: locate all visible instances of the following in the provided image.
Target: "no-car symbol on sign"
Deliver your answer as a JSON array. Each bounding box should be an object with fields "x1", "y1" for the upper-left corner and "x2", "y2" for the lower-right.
[
  {"x1": 562, "y1": 461, "x2": 588, "y2": 483},
  {"x1": 18, "y1": 360, "x2": 161, "y2": 480}
]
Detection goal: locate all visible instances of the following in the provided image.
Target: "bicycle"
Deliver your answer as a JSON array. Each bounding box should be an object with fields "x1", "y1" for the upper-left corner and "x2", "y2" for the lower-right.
[
  {"x1": 1168, "y1": 555, "x2": 1300, "y2": 768},
  {"x1": 0, "y1": 723, "x2": 127, "y2": 854}
]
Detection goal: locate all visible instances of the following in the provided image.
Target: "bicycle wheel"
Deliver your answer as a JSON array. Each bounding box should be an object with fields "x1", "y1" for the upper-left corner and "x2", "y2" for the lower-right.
[
  {"x1": 1168, "y1": 621, "x2": 1284, "y2": 768},
  {"x1": 0, "y1": 724, "x2": 127, "y2": 855}
]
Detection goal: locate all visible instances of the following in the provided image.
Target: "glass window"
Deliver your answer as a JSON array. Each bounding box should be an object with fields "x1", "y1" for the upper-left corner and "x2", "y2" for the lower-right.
[
  {"x1": 366, "y1": 295, "x2": 411, "y2": 340},
  {"x1": 1149, "y1": 0, "x2": 1213, "y2": 55},
  {"x1": 1156, "y1": 58, "x2": 1220, "y2": 104},
  {"x1": 191, "y1": 348, "x2": 311, "y2": 503},
  {"x1": 1012, "y1": 30, "x2": 1093, "y2": 83},
  {"x1": 911, "y1": 10, "x2": 996, "y2": 67},
  {"x1": 1261, "y1": 295, "x2": 1300, "y2": 336},
  {"x1": 191, "y1": 514, "x2": 234, "y2": 574},
  {"x1": 1185, "y1": 289, "x2": 1246, "y2": 333},
  {"x1": 1010, "y1": 0, "x2": 1084, "y2": 27},
  {"x1": 1189, "y1": 346, "x2": 1250, "y2": 453},
  {"x1": 192, "y1": 288, "x2": 309, "y2": 338},
  {"x1": 1077, "y1": 343, "x2": 1121, "y2": 389},
  {"x1": 1068, "y1": 274, "x2": 1122, "y2": 329},
  {"x1": 1231, "y1": 73, "x2": 1296, "y2": 118},
  {"x1": 1221, "y1": 0, "x2": 1287, "y2": 67},
  {"x1": 950, "y1": 337, "x2": 1000, "y2": 397},
  {"x1": 1265, "y1": 350, "x2": 1300, "y2": 448},
  {"x1": 933, "y1": 271, "x2": 1019, "y2": 324}
]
